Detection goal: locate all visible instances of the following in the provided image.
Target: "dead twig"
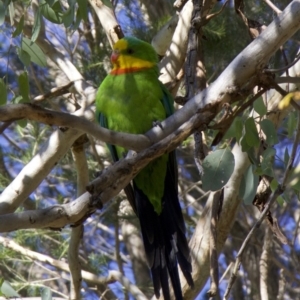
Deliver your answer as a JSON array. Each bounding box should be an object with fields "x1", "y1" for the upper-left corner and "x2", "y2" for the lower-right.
[{"x1": 33, "y1": 81, "x2": 74, "y2": 102}]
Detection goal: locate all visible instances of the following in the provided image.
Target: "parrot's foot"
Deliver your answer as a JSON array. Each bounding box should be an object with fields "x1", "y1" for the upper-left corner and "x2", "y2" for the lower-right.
[{"x1": 152, "y1": 120, "x2": 163, "y2": 129}]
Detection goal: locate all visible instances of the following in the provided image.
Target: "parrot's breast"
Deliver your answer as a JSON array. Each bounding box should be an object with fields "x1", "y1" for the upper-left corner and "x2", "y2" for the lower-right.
[{"x1": 96, "y1": 69, "x2": 169, "y2": 213}]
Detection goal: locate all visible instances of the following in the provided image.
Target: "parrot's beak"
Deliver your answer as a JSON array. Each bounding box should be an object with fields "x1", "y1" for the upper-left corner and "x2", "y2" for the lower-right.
[{"x1": 111, "y1": 50, "x2": 120, "y2": 63}]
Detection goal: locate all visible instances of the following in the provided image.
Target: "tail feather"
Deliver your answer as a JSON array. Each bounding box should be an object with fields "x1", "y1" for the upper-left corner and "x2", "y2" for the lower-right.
[{"x1": 133, "y1": 152, "x2": 193, "y2": 299}]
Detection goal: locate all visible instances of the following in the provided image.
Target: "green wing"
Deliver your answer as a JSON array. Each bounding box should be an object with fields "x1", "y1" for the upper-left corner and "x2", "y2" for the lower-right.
[
  {"x1": 97, "y1": 110, "x2": 137, "y2": 213},
  {"x1": 160, "y1": 85, "x2": 178, "y2": 191}
]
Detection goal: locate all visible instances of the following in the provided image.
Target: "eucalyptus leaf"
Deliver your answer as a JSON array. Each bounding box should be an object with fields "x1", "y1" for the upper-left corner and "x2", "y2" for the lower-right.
[
  {"x1": 41, "y1": 286, "x2": 52, "y2": 300},
  {"x1": 77, "y1": 0, "x2": 88, "y2": 21},
  {"x1": 253, "y1": 97, "x2": 267, "y2": 116},
  {"x1": 240, "y1": 133, "x2": 251, "y2": 152},
  {"x1": 18, "y1": 72, "x2": 30, "y2": 103},
  {"x1": 202, "y1": 148, "x2": 235, "y2": 191},
  {"x1": 12, "y1": 15, "x2": 24, "y2": 37},
  {"x1": 31, "y1": 7, "x2": 42, "y2": 42},
  {"x1": 0, "y1": 79, "x2": 7, "y2": 105},
  {"x1": 45, "y1": 0, "x2": 55, "y2": 6},
  {"x1": 72, "y1": 9, "x2": 82, "y2": 31},
  {"x1": 284, "y1": 147, "x2": 290, "y2": 167},
  {"x1": 239, "y1": 165, "x2": 259, "y2": 205},
  {"x1": 0, "y1": 280, "x2": 20, "y2": 298},
  {"x1": 246, "y1": 147, "x2": 259, "y2": 166},
  {"x1": 8, "y1": 0, "x2": 14, "y2": 25},
  {"x1": 277, "y1": 195, "x2": 284, "y2": 206},
  {"x1": 40, "y1": 0, "x2": 64, "y2": 24},
  {"x1": 22, "y1": 37, "x2": 47, "y2": 67},
  {"x1": 17, "y1": 119, "x2": 27, "y2": 128},
  {"x1": 270, "y1": 178, "x2": 278, "y2": 192},
  {"x1": 244, "y1": 117, "x2": 260, "y2": 147},
  {"x1": 261, "y1": 147, "x2": 275, "y2": 177},
  {"x1": 63, "y1": 5, "x2": 75, "y2": 27},
  {"x1": 235, "y1": 117, "x2": 243, "y2": 143},
  {"x1": 0, "y1": 1, "x2": 6, "y2": 26},
  {"x1": 260, "y1": 119, "x2": 278, "y2": 145},
  {"x1": 16, "y1": 47, "x2": 31, "y2": 66},
  {"x1": 13, "y1": 95, "x2": 24, "y2": 103}
]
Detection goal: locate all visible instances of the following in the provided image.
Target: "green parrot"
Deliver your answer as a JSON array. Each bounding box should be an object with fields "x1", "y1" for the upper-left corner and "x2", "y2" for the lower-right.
[{"x1": 96, "y1": 37, "x2": 193, "y2": 300}]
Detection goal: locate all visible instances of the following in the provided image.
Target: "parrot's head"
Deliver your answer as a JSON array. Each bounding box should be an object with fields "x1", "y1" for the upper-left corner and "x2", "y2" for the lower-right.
[{"x1": 110, "y1": 37, "x2": 158, "y2": 74}]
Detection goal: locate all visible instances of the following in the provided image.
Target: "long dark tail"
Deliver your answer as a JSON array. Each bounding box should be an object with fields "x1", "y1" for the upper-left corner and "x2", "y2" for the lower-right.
[{"x1": 133, "y1": 152, "x2": 194, "y2": 299}]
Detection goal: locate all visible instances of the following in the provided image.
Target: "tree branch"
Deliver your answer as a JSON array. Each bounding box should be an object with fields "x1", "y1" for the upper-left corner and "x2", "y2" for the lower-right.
[{"x1": 69, "y1": 136, "x2": 90, "y2": 300}]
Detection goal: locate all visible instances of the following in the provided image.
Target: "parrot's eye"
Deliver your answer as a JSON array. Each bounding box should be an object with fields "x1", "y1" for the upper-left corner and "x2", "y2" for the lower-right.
[{"x1": 127, "y1": 48, "x2": 134, "y2": 54}]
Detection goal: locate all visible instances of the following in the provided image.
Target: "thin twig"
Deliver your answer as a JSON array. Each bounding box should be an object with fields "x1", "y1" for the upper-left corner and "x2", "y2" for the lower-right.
[
  {"x1": 263, "y1": 53, "x2": 300, "y2": 74},
  {"x1": 33, "y1": 81, "x2": 74, "y2": 102},
  {"x1": 219, "y1": 262, "x2": 233, "y2": 283},
  {"x1": 263, "y1": 0, "x2": 282, "y2": 15},
  {"x1": 115, "y1": 200, "x2": 129, "y2": 300},
  {"x1": 207, "y1": 190, "x2": 221, "y2": 298}
]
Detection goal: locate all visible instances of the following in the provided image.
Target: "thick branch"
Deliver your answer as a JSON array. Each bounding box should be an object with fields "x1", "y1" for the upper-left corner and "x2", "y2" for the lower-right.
[
  {"x1": 88, "y1": 0, "x2": 123, "y2": 46},
  {"x1": 0, "y1": 109, "x2": 214, "y2": 233}
]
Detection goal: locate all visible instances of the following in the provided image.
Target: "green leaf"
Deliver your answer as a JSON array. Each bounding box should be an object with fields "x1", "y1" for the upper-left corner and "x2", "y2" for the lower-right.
[
  {"x1": 77, "y1": 0, "x2": 88, "y2": 21},
  {"x1": 287, "y1": 111, "x2": 296, "y2": 138},
  {"x1": 72, "y1": 8, "x2": 82, "y2": 31},
  {"x1": 240, "y1": 133, "x2": 251, "y2": 152},
  {"x1": 277, "y1": 195, "x2": 284, "y2": 206},
  {"x1": 8, "y1": 0, "x2": 14, "y2": 26},
  {"x1": 31, "y1": 7, "x2": 42, "y2": 42},
  {"x1": 288, "y1": 167, "x2": 300, "y2": 192},
  {"x1": 16, "y1": 47, "x2": 31, "y2": 66},
  {"x1": 224, "y1": 116, "x2": 243, "y2": 142},
  {"x1": 63, "y1": 5, "x2": 74, "y2": 27},
  {"x1": 40, "y1": 0, "x2": 64, "y2": 24},
  {"x1": 17, "y1": 119, "x2": 27, "y2": 128},
  {"x1": 0, "y1": 79, "x2": 7, "y2": 105},
  {"x1": 41, "y1": 287, "x2": 52, "y2": 300},
  {"x1": 13, "y1": 95, "x2": 23, "y2": 103},
  {"x1": 262, "y1": 147, "x2": 276, "y2": 159},
  {"x1": 246, "y1": 147, "x2": 259, "y2": 166},
  {"x1": 239, "y1": 165, "x2": 259, "y2": 205},
  {"x1": 12, "y1": 15, "x2": 24, "y2": 37},
  {"x1": 45, "y1": 0, "x2": 55, "y2": 6},
  {"x1": 102, "y1": 0, "x2": 113, "y2": 8},
  {"x1": 261, "y1": 147, "x2": 275, "y2": 177},
  {"x1": 21, "y1": 37, "x2": 47, "y2": 67},
  {"x1": 253, "y1": 97, "x2": 267, "y2": 116},
  {"x1": 284, "y1": 147, "x2": 290, "y2": 167},
  {"x1": 0, "y1": 280, "x2": 20, "y2": 298},
  {"x1": 270, "y1": 178, "x2": 278, "y2": 192},
  {"x1": 254, "y1": 166, "x2": 263, "y2": 175},
  {"x1": 18, "y1": 72, "x2": 30, "y2": 103},
  {"x1": 235, "y1": 117, "x2": 243, "y2": 143},
  {"x1": 0, "y1": 1, "x2": 6, "y2": 26},
  {"x1": 244, "y1": 117, "x2": 260, "y2": 147},
  {"x1": 202, "y1": 148, "x2": 235, "y2": 191},
  {"x1": 260, "y1": 119, "x2": 278, "y2": 145}
]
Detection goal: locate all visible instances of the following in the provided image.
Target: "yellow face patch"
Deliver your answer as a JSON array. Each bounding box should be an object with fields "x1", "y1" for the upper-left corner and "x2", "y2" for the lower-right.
[
  {"x1": 111, "y1": 39, "x2": 155, "y2": 74},
  {"x1": 113, "y1": 55, "x2": 155, "y2": 70},
  {"x1": 113, "y1": 39, "x2": 128, "y2": 51}
]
